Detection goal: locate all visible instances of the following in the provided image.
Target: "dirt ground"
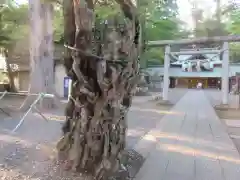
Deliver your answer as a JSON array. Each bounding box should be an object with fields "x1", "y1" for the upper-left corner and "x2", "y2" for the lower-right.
[
  {"x1": 215, "y1": 107, "x2": 240, "y2": 154},
  {"x1": 0, "y1": 96, "x2": 88, "y2": 180},
  {"x1": 204, "y1": 89, "x2": 240, "y2": 154},
  {"x1": 0, "y1": 90, "x2": 186, "y2": 180},
  {"x1": 0, "y1": 96, "x2": 160, "y2": 180},
  {"x1": 215, "y1": 108, "x2": 240, "y2": 120}
]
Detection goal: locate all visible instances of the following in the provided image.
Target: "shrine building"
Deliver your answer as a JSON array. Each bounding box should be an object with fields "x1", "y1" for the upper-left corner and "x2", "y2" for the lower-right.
[{"x1": 146, "y1": 47, "x2": 240, "y2": 89}]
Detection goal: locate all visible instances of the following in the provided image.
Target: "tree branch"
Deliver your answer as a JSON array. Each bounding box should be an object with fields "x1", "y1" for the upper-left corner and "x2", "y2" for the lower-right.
[{"x1": 114, "y1": 0, "x2": 137, "y2": 20}]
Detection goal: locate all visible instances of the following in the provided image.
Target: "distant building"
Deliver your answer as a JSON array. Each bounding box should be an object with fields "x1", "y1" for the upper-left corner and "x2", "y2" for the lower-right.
[
  {"x1": 146, "y1": 47, "x2": 239, "y2": 89},
  {"x1": 0, "y1": 35, "x2": 66, "y2": 97}
]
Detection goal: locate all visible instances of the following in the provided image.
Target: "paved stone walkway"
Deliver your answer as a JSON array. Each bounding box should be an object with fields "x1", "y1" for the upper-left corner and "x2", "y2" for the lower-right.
[{"x1": 135, "y1": 90, "x2": 240, "y2": 180}]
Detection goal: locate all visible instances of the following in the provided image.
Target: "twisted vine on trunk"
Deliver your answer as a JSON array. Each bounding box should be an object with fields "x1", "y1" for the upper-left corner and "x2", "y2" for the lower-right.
[{"x1": 57, "y1": 0, "x2": 140, "y2": 179}]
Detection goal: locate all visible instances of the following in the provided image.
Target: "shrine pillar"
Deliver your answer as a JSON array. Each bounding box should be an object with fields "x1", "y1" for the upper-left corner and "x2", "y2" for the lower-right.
[
  {"x1": 221, "y1": 42, "x2": 229, "y2": 104},
  {"x1": 163, "y1": 45, "x2": 170, "y2": 101}
]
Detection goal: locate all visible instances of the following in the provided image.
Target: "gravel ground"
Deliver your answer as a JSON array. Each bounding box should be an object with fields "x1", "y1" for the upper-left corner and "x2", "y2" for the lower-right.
[{"x1": 0, "y1": 89, "x2": 187, "y2": 180}]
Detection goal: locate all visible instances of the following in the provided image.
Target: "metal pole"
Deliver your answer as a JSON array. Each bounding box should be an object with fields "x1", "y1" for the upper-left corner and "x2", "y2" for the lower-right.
[
  {"x1": 68, "y1": 79, "x2": 72, "y2": 101},
  {"x1": 163, "y1": 45, "x2": 170, "y2": 101},
  {"x1": 0, "y1": 91, "x2": 7, "y2": 100},
  {"x1": 11, "y1": 93, "x2": 44, "y2": 133},
  {"x1": 221, "y1": 42, "x2": 229, "y2": 105},
  {"x1": 0, "y1": 91, "x2": 54, "y2": 98},
  {"x1": 11, "y1": 93, "x2": 53, "y2": 133}
]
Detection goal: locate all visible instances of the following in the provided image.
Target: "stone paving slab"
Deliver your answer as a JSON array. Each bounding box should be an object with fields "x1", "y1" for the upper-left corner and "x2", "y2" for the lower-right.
[{"x1": 135, "y1": 90, "x2": 240, "y2": 180}]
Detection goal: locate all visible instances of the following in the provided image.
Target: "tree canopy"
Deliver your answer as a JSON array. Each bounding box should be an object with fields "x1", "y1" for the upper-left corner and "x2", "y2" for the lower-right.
[
  {"x1": 0, "y1": 1, "x2": 28, "y2": 48},
  {"x1": 227, "y1": 6, "x2": 240, "y2": 62},
  {"x1": 138, "y1": 0, "x2": 187, "y2": 67},
  {"x1": 191, "y1": 1, "x2": 240, "y2": 62},
  {"x1": 0, "y1": 1, "x2": 28, "y2": 88},
  {"x1": 48, "y1": 0, "x2": 188, "y2": 67},
  {"x1": 1, "y1": 0, "x2": 240, "y2": 68}
]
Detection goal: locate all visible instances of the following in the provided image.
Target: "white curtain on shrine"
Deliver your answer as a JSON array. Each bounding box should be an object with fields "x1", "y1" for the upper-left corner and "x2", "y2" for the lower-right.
[
  {"x1": 209, "y1": 61, "x2": 214, "y2": 69},
  {"x1": 188, "y1": 61, "x2": 192, "y2": 72},
  {"x1": 202, "y1": 61, "x2": 210, "y2": 70},
  {"x1": 197, "y1": 60, "x2": 201, "y2": 71}
]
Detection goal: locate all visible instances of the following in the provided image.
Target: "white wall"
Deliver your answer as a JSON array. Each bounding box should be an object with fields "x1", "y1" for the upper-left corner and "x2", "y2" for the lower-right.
[{"x1": 54, "y1": 64, "x2": 66, "y2": 97}]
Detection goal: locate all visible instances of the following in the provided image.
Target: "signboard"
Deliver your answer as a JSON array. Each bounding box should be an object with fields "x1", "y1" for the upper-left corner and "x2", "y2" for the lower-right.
[{"x1": 63, "y1": 77, "x2": 71, "y2": 98}]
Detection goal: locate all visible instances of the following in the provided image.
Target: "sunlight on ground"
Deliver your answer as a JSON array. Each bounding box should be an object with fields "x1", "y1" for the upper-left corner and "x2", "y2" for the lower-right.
[
  {"x1": 127, "y1": 128, "x2": 145, "y2": 137},
  {"x1": 0, "y1": 134, "x2": 56, "y2": 156},
  {"x1": 150, "y1": 131, "x2": 234, "y2": 150},
  {"x1": 142, "y1": 134, "x2": 158, "y2": 142},
  {"x1": 0, "y1": 134, "x2": 32, "y2": 147},
  {"x1": 160, "y1": 143, "x2": 240, "y2": 164},
  {"x1": 140, "y1": 130, "x2": 240, "y2": 164},
  {"x1": 131, "y1": 107, "x2": 184, "y2": 115},
  {"x1": 33, "y1": 113, "x2": 65, "y2": 121},
  {"x1": 31, "y1": 106, "x2": 183, "y2": 123}
]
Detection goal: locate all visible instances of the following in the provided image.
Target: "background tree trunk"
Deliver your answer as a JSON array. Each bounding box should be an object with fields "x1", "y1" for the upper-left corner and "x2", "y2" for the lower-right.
[
  {"x1": 215, "y1": 0, "x2": 221, "y2": 23},
  {"x1": 41, "y1": 3, "x2": 55, "y2": 108},
  {"x1": 27, "y1": 0, "x2": 54, "y2": 109},
  {"x1": 57, "y1": 0, "x2": 140, "y2": 179},
  {"x1": 3, "y1": 49, "x2": 16, "y2": 92}
]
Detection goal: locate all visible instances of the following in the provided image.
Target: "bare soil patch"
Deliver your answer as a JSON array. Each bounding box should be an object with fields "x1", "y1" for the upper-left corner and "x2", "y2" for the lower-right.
[
  {"x1": 0, "y1": 96, "x2": 150, "y2": 180},
  {"x1": 215, "y1": 107, "x2": 240, "y2": 120},
  {"x1": 0, "y1": 90, "x2": 186, "y2": 180},
  {"x1": 214, "y1": 107, "x2": 240, "y2": 154}
]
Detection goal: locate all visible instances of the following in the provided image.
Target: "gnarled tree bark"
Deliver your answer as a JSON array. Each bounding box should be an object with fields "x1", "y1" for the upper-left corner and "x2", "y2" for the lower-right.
[{"x1": 57, "y1": 0, "x2": 140, "y2": 179}]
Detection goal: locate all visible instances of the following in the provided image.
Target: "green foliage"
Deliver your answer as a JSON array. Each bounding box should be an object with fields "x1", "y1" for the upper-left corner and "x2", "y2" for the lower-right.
[
  {"x1": 53, "y1": 5, "x2": 64, "y2": 43},
  {"x1": 227, "y1": 7, "x2": 240, "y2": 62},
  {"x1": 190, "y1": 0, "x2": 240, "y2": 62},
  {"x1": 139, "y1": 0, "x2": 184, "y2": 67},
  {"x1": 95, "y1": 1, "x2": 121, "y2": 20},
  {"x1": 49, "y1": 0, "x2": 187, "y2": 67},
  {"x1": 145, "y1": 19, "x2": 183, "y2": 41},
  {"x1": 230, "y1": 43, "x2": 240, "y2": 62},
  {"x1": 140, "y1": 47, "x2": 164, "y2": 67},
  {"x1": 195, "y1": 20, "x2": 227, "y2": 37},
  {"x1": 0, "y1": 1, "x2": 28, "y2": 48},
  {"x1": 0, "y1": 1, "x2": 28, "y2": 91},
  {"x1": 227, "y1": 7, "x2": 240, "y2": 35}
]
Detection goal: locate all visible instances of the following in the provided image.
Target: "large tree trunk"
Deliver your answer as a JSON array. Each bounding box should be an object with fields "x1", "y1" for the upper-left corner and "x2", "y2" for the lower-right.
[{"x1": 57, "y1": 0, "x2": 140, "y2": 179}]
